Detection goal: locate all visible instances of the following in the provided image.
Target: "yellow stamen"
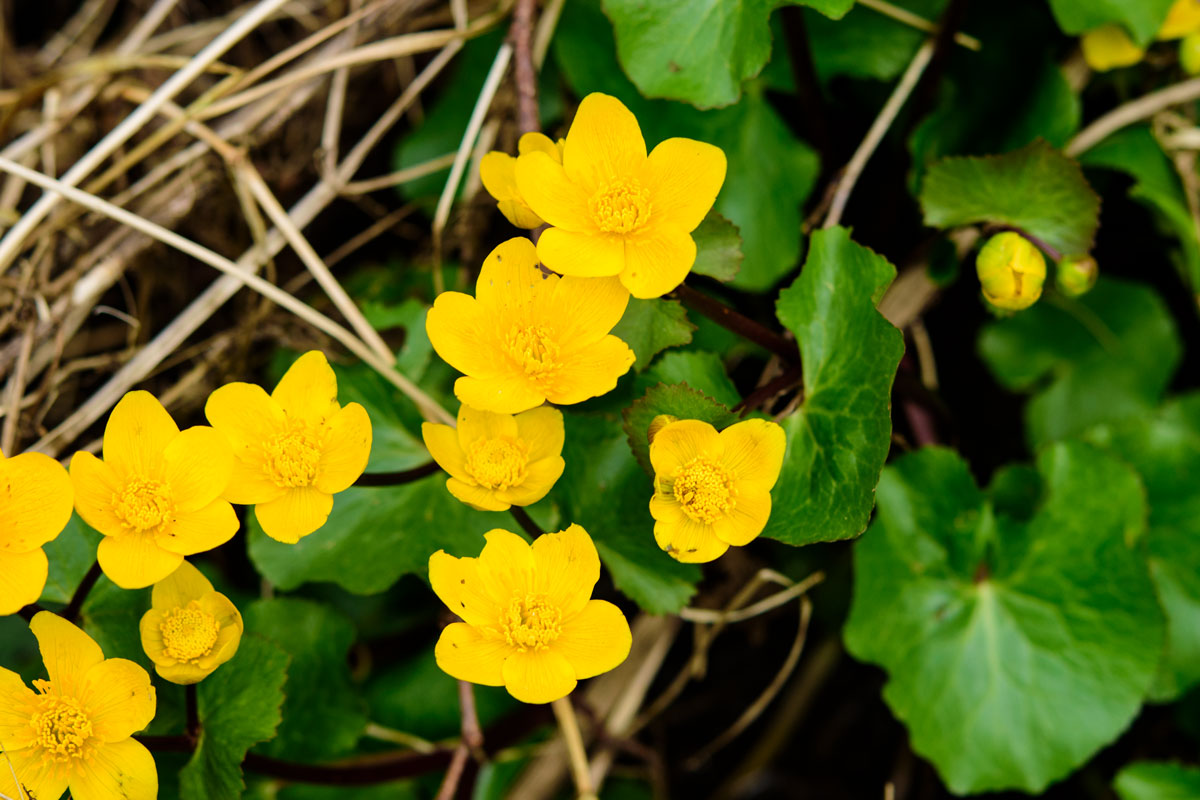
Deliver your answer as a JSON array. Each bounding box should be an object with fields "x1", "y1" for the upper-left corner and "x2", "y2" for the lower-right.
[
  {"x1": 673, "y1": 456, "x2": 736, "y2": 524},
  {"x1": 503, "y1": 594, "x2": 562, "y2": 651},
  {"x1": 160, "y1": 602, "x2": 221, "y2": 663},
  {"x1": 113, "y1": 478, "x2": 173, "y2": 531},
  {"x1": 465, "y1": 438, "x2": 529, "y2": 490},
  {"x1": 30, "y1": 682, "x2": 93, "y2": 762},
  {"x1": 589, "y1": 178, "x2": 651, "y2": 234},
  {"x1": 505, "y1": 324, "x2": 560, "y2": 380},
  {"x1": 264, "y1": 425, "x2": 322, "y2": 488}
]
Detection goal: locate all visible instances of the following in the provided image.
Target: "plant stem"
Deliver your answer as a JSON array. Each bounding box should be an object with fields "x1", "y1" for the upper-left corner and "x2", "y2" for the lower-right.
[
  {"x1": 509, "y1": 505, "x2": 544, "y2": 539},
  {"x1": 63, "y1": 561, "x2": 102, "y2": 622},
  {"x1": 734, "y1": 366, "x2": 804, "y2": 415},
  {"x1": 672, "y1": 283, "x2": 798, "y2": 364},
  {"x1": 185, "y1": 684, "x2": 200, "y2": 744},
  {"x1": 552, "y1": 697, "x2": 598, "y2": 800},
  {"x1": 354, "y1": 461, "x2": 440, "y2": 486},
  {"x1": 510, "y1": 0, "x2": 539, "y2": 135},
  {"x1": 17, "y1": 604, "x2": 44, "y2": 622}
]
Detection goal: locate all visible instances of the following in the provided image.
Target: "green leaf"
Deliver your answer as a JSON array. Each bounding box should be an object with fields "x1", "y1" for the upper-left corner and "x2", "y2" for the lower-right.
[
  {"x1": 765, "y1": 227, "x2": 903, "y2": 545},
  {"x1": 245, "y1": 598, "x2": 367, "y2": 760},
  {"x1": 635, "y1": 350, "x2": 740, "y2": 407},
  {"x1": 324, "y1": 360, "x2": 431, "y2": 473},
  {"x1": 81, "y1": 577, "x2": 151, "y2": 668},
  {"x1": 805, "y1": 0, "x2": 944, "y2": 82},
  {"x1": 39, "y1": 514, "x2": 100, "y2": 604},
  {"x1": 622, "y1": 382, "x2": 738, "y2": 475},
  {"x1": 1046, "y1": 0, "x2": 1174, "y2": 45},
  {"x1": 179, "y1": 635, "x2": 289, "y2": 800},
  {"x1": 845, "y1": 443, "x2": 1164, "y2": 795},
  {"x1": 978, "y1": 278, "x2": 1181, "y2": 446},
  {"x1": 691, "y1": 213, "x2": 743, "y2": 282},
  {"x1": 611, "y1": 298, "x2": 695, "y2": 371},
  {"x1": 1115, "y1": 762, "x2": 1200, "y2": 800},
  {"x1": 919, "y1": 140, "x2": 1100, "y2": 256}
]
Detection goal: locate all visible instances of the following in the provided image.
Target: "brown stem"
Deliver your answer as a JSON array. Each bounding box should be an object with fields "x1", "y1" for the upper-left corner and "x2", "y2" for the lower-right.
[
  {"x1": 354, "y1": 461, "x2": 440, "y2": 486},
  {"x1": 185, "y1": 684, "x2": 200, "y2": 744},
  {"x1": 17, "y1": 604, "x2": 44, "y2": 622},
  {"x1": 672, "y1": 283, "x2": 799, "y2": 364},
  {"x1": 510, "y1": 0, "x2": 539, "y2": 135},
  {"x1": 63, "y1": 561, "x2": 102, "y2": 623},
  {"x1": 508, "y1": 505, "x2": 544, "y2": 539},
  {"x1": 733, "y1": 366, "x2": 804, "y2": 415}
]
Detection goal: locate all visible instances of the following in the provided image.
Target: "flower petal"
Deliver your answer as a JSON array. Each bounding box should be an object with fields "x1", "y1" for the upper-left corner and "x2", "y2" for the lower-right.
[
  {"x1": 474, "y1": 237, "x2": 551, "y2": 313},
  {"x1": 620, "y1": 226, "x2": 697, "y2": 299},
  {"x1": 4, "y1": 746, "x2": 69, "y2": 800},
  {"x1": 562, "y1": 93, "x2": 647, "y2": 192},
  {"x1": 203, "y1": 381, "x2": 285, "y2": 452},
  {"x1": 69, "y1": 452, "x2": 126, "y2": 537},
  {"x1": 0, "y1": 452, "x2": 73, "y2": 553},
  {"x1": 428, "y1": 551, "x2": 501, "y2": 627},
  {"x1": 155, "y1": 662, "x2": 213, "y2": 686},
  {"x1": 253, "y1": 487, "x2": 333, "y2": 544},
  {"x1": 712, "y1": 488, "x2": 771, "y2": 547},
  {"x1": 518, "y1": 132, "x2": 561, "y2": 160},
  {"x1": 426, "y1": 292, "x2": 505, "y2": 378},
  {"x1": 544, "y1": 335, "x2": 635, "y2": 406},
  {"x1": 476, "y1": 529, "x2": 535, "y2": 601},
  {"x1": 158, "y1": 500, "x2": 239, "y2": 556},
  {"x1": 556, "y1": 600, "x2": 631, "y2": 680},
  {"x1": 138, "y1": 608, "x2": 171, "y2": 667},
  {"x1": 457, "y1": 403, "x2": 519, "y2": 445},
  {"x1": 536, "y1": 228, "x2": 624, "y2": 278},
  {"x1": 497, "y1": 197, "x2": 546, "y2": 229},
  {"x1": 272, "y1": 351, "x2": 340, "y2": 428},
  {"x1": 82, "y1": 659, "x2": 155, "y2": 742},
  {"x1": 454, "y1": 375, "x2": 545, "y2": 416},
  {"x1": 548, "y1": 276, "x2": 629, "y2": 348},
  {"x1": 434, "y1": 623, "x2": 509, "y2": 686},
  {"x1": 103, "y1": 391, "x2": 179, "y2": 480},
  {"x1": 641, "y1": 137, "x2": 727, "y2": 232},
  {"x1": 423, "y1": 423, "x2": 470, "y2": 483},
  {"x1": 315, "y1": 403, "x2": 372, "y2": 494},
  {"x1": 98, "y1": 533, "x2": 183, "y2": 589},
  {"x1": 69, "y1": 738, "x2": 157, "y2": 800},
  {"x1": 514, "y1": 151, "x2": 594, "y2": 230},
  {"x1": 531, "y1": 524, "x2": 599, "y2": 616},
  {"x1": 0, "y1": 665, "x2": 36, "y2": 748},
  {"x1": 480, "y1": 151, "x2": 518, "y2": 202},
  {"x1": 649, "y1": 419, "x2": 722, "y2": 478},
  {"x1": 446, "y1": 478, "x2": 510, "y2": 511},
  {"x1": 719, "y1": 418, "x2": 786, "y2": 487},
  {"x1": 223, "y1": 453, "x2": 284, "y2": 506},
  {"x1": 497, "y1": 457, "x2": 563, "y2": 508},
  {"x1": 150, "y1": 560, "x2": 213, "y2": 611},
  {"x1": 163, "y1": 427, "x2": 233, "y2": 512},
  {"x1": 514, "y1": 406, "x2": 565, "y2": 462},
  {"x1": 501, "y1": 648, "x2": 577, "y2": 704},
  {"x1": 30, "y1": 611, "x2": 103, "y2": 697},
  {"x1": 0, "y1": 548, "x2": 48, "y2": 616},
  {"x1": 653, "y1": 513, "x2": 728, "y2": 563}
]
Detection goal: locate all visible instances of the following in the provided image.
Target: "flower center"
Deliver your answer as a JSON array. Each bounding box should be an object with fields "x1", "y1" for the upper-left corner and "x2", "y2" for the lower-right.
[
  {"x1": 673, "y1": 457, "x2": 736, "y2": 524},
  {"x1": 465, "y1": 438, "x2": 529, "y2": 490},
  {"x1": 113, "y1": 478, "x2": 173, "y2": 531},
  {"x1": 505, "y1": 324, "x2": 560, "y2": 381},
  {"x1": 264, "y1": 425, "x2": 322, "y2": 488},
  {"x1": 160, "y1": 602, "x2": 221, "y2": 663},
  {"x1": 502, "y1": 594, "x2": 562, "y2": 651},
  {"x1": 588, "y1": 178, "x2": 651, "y2": 234},
  {"x1": 31, "y1": 683, "x2": 93, "y2": 762}
]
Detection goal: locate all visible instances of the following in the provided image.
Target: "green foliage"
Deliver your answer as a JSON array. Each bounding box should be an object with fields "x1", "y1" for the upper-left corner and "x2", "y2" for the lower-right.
[
  {"x1": 39, "y1": 514, "x2": 100, "y2": 604},
  {"x1": 81, "y1": 577, "x2": 151, "y2": 667},
  {"x1": 805, "y1": 0, "x2": 944, "y2": 82},
  {"x1": 764, "y1": 227, "x2": 903, "y2": 545},
  {"x1": 691, "y1": 213, "x2": 744, "y2": 282},
  {"x1": 1115, "y1": 762, "x2": 1200, "y2": 799},
  {"x1": 1046, "y1": 0, "x2": 1174, "y2": 44},
  {"x1": 622, "y1": 382, "x2": 738, "y2": 475},
  {"x1": 846, "y1": 444, "x2": 1164, "y2": 794},
  {"x1": 611, "y1": 298, "x2": 695, "y2": 371},
  {"x1": 635, "y1": 350, "x2": 741, "y2": 407}
]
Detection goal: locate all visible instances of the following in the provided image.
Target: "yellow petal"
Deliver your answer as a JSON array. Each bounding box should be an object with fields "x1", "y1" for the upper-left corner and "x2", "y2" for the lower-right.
[
  {"x1": 155, "y1": 662, "x2": 214, "y2": 685},
  {"x1": 428, "y1": 551, "x2": 501, "y2": 627},
  {"x1": 0, "y1": 547, "x2": 48, "y2": 616},
  {"x1": 1081, "y1": 25, "x2": 1145, "y2": 71},
  {"x1": 719, "y1": 418, "x2": 786, "y2": 487},
  {"x1": 204, "y1": 381, "x2": 285, "y2": 452},
  {"x1": 4, "y1": 746, "x2": 69, "y2": 800},
  {"x1": 497, "y1": 457, "x2": 563, "y2": 508},
  {"x1": 454, "y1": 374, "x2": 545, "y2": 415},
  {"x1": 163, "y1": 426, "x2": 233, "y2": 512},
  {"x1": 434, "y1": 622, "x2": 509, "y2": 686},
  {"x1": 476, "y1": 529, "x2": 535, "y2": 601},
  {"x1": 1160, "y1": 0, "x2": 1200, "y2": 39},
  {"x1": 550, "y1": 276, "x2": 629, "y2": 349},
  {"x1": 649, "y1": 419, "x2": 721, "y2": 478},
  {"x1": 315, "y1": 403, "x2": 372, "y2": 494},
  {"x1": 0, "y1": 665, "x2": 36, "y2": 746},
  {"x1": 712, "y1": 488, "x2": 771, "y2": 547},
  {"x1": 150, "y1": 560, "x2": 213, "y2": 610},
  {"x1": 514, "y1": 151, "x2": 594, "y2": 230},
  {"x1": 480, "y1": 151, "x2": 519, "y2": 202},
  {"x1": 555, "y1": 599, "x2": 631, "y2": 680},
  {"x1": 422, "y1": 422, "x2": 471, "y2": 483},
  {"x1": 158, "y1": 500, "x2": 239, "y2": 556},
  {"x1": 272, "y1": 350, "x2": 340, "y2": 428},
  {"x1": 30, "y1": 611, "x2": 103, "y2": 698},
  {"x1": 501, "y1": 648, "x2": 577, "y2": 704},
  {"x1": 139, "y1": 608, "x2": 170, "y2": 667},
  {"x1": 514, "y1": 406, "x2": 565, "y2": 462},
  {"x1": 518, "y1": 132, "x2": 560, "y2": 160},
  {"x1": 426, "y1": 291, "x2": 506, "y2": 378},
  {"x1": 253, "y1": 486, "x2": 333, "y2": 544},
  {"x1": 223, "y1": 453, "x2": 284, "y2": 506},
  {"x1": 497, "y1": 197, "x2": 546, "y2": 229},
  {"x1": 562, "y1": 93, "x2": 647, "y2": 192},
  {"x1": 98, "y1": 532, "x2": 184, "y2": 589},
  {"x1": 642, "y1": 137, "x2": 726, "y2": 232},
  {"x1": 81, "y1": 659, "x2": 155, "y2": 742},
  {"x1": 530, "y1": 524, "x2": 599, "y2": 617},
  {"x1": 446, "y1": 478, "x2": 510, "y2": 511},
  {"x1": 536, "y1": 227, "x2": 625, "y2": 278},
  {"x1": 457, "y1": 405, "x2": 518, "y2": 447},
  {"x1": 620, "y1": 226, "x2": 697, "y2": 299},
  {"x1": 544, "y1": 335, "x2": 635, "y2": 406},
  {"x1": 69, "y1": 738, "x2": 157, "y2": 800},
  {"x1": 652, "y1": 506, "x2": 728, "y2": 563},
  {"x1": 0, "y1": 452, "x2": 73, "y2": 553},
  {"x1": 69, "y1": 451, "x2": 126, "y2": 537},
  {"x1": 103, "y1": 391, "x2": 179, "y2": 479},
  {"x1": 474, "y1": 237, "x2": 550, "y2": 313}
]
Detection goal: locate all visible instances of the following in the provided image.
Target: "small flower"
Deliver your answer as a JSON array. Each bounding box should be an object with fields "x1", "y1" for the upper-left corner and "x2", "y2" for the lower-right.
[
  {"x1": 426, "y1": 237, "x2": 635, "y2": 414},
  {"x1": 429, "y1": 525, "x2": 631, "y2": 704},
  {"x1": 514, "y1": 92, "x2": 727, "y2": 299},
  {"x1": 422, "y1": 404, "x2": 565, "y2": 511},
  {"x1": 0, "y1": 612, "x2": 157, "y2": 800},
  {"x1": 1082, "y1": 1, "x2": 1200, "y2": 71},
  {"x1": 139, "y1": 560, "x2": 243, "y2": 685},
  {"x1": 649, "y1": 418, "x2": 786, "y2": 563},
  {"x1": 0, "y1": 447, "x2": 74, "y2": 616},
  {"x1": 70, "y1": 391, "x2": 238, "y2": 590},
  {"x1": 205, "y1": 351, "x2": 372, "y2": 544},
  {"x1": 975, "y1": 231, "x2": 1047, "y2": 311},
  {"x1": 1160, "y1": 0, "x2": 1200, "y2": 39},
  {"x1": 1056, "y1": 254, "x2": 1099, "y2": 297},
  {"x1": 481, "y1": 133, "x2": 565, "y2": 228}
]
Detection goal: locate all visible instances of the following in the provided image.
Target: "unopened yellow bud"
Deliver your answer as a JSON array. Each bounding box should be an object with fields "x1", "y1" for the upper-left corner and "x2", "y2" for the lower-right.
[
  {"x1": 1057, "y1": 254, "x2": 1098, "y2": 297},
  {"x1": 647, "y1": 414, "x2": 678, "y2": 444},
  {"x1": 975, "y1": 232, "x2": 1046, "y2": 311},
  {"x1": 1182, "y1": 32, "x2": 1200, "y2": 74},
  {"x1": 1081, "y1": 25, "x2": 1145, "y2": 71}
]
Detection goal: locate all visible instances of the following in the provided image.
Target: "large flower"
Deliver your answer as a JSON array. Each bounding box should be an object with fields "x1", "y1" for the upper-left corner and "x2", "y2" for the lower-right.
[
  {"x1": 422, "y1": 403, "x2": 565, "y2": 511},
  {"x1": 429, "y1": 525, "x2": 631, "y2": 704},
  {"x1": 205, "y1": 350, "x2": 372, "y2": 544},
  {"x1": 0, "y1": 447, "x2": 74, "y2": 616},
  {"x1": 514, "y1": 92, "x2": 726, "y2": 299},
  {"x1": 649, "y1": 418, "x2": 786, "y2": 563},
  {"x1": 426, "y1": 237, "x2": 635, "y2": 414},
  {"x1": 140, "y1": 560, "x2": 243, "y2": 685},
  {"x1": 480, "y1": 132, "x2": 565, "y2": 229},
  {"x1": 0, "y1": 612, "x2": 157, "y2": 800},
  {"x1": 70, "y1": 391, "x2": 238, "y2": 589}
]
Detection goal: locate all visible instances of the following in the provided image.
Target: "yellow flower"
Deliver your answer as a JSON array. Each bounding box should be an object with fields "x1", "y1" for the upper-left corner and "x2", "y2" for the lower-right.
[
  {"x1": 426, "y1": 237, "x2": 635, "y2": 414},
  {"x1": 1160, "y1": 0, "x2": 1200, "y2": 39},
  {"x1": 975, "y1": 231, "x2": 1047, "y2": 311},
  {"x1": 429, "y1": 525, "x2": 631, "y2": 704},
  {"x1": 0, "y1": 612, "x2": 157, "y2": 800},
  {"x1": 1056, "y1": 254, "x2": 1099, "y2": 297},
  {"x1": 0, "y1": 447, "x2": 74, "y2": 616},
  {"x1": 514, "y1": 92, "x2": 727, "y2": 299},
  {"x1": 481, "y1": 133, "x2": 565, "y2": 229},
  {"x1": 139, "y1": 561, "x2": 243, "y2": 685},
  {"x1": 422, "y1": 404, "x2": 565, "y2": 511},
  {"x1": 649, "y1": 418, "x2": 786, "y2": 563},
  {"x1": 205, "y1": 350, "x2": 373, "y2": 544},
  {"x1": 70, "y1": 391, "x2": 238, "y2": 590},
  {"x1": 1082, "y1": 1, "x2": 1200, "y2": 70}
]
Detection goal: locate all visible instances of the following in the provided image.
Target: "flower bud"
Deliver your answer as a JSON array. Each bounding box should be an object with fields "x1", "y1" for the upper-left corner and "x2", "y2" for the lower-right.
[
  {"x1": 647, "y1": 414, "x2": 679, "y2": 445},
  {"x1": 1182, "y1": 31, "x2": 1200, "y2": 74},
  {"x1": 1081, "y1": 25, "x2": 1146, "y2": 71},
  {"x1": 975, "y1": 232, "x2": 1046, "y2": 311},
  {"x1": 1057, "y1": 254, "x2": 1098, "y2": 297}
]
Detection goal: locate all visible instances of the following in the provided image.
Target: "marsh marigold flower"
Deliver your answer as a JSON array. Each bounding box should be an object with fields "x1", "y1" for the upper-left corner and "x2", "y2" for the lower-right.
[
  {"x1": 650, "y1": 418, "x2": 785, "y2": 563},
  {"x1": 0, "y1": 612, "x2": 157, "y2": 800},
  {"x1": 1082, "y1": 0, "x2": 1200, "y2": 70},
  {"x1": 975, "y1": 231, "x2": 1046, "y2": 311},
  {"x1": 426, "y1": 237, "x2": 635, "y2": 414},
  {"x1": 205, "y1": 350, "x2": 372, "y2": 544},
  {"x1": 70, "y1": 391, "x2": 238, "y2": 590},
  {"x1": 0, "y1": 447, "x2": 74, "y2": 616},
  {"x1": 481, "y1": 133, "x2": 565, "y2": 228},
  {"x1": 422, "y1": 403, "x2": 565, "y2": 511},
  {"x1": 429, "y1": 525, "x2": 631, "y2": 704},
  {"x1": 514, "y1": 92, "x2": 727, "y2": 299},
  {"x1": 139, "y1": 560, "x2": 243, "y2": 685}
]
